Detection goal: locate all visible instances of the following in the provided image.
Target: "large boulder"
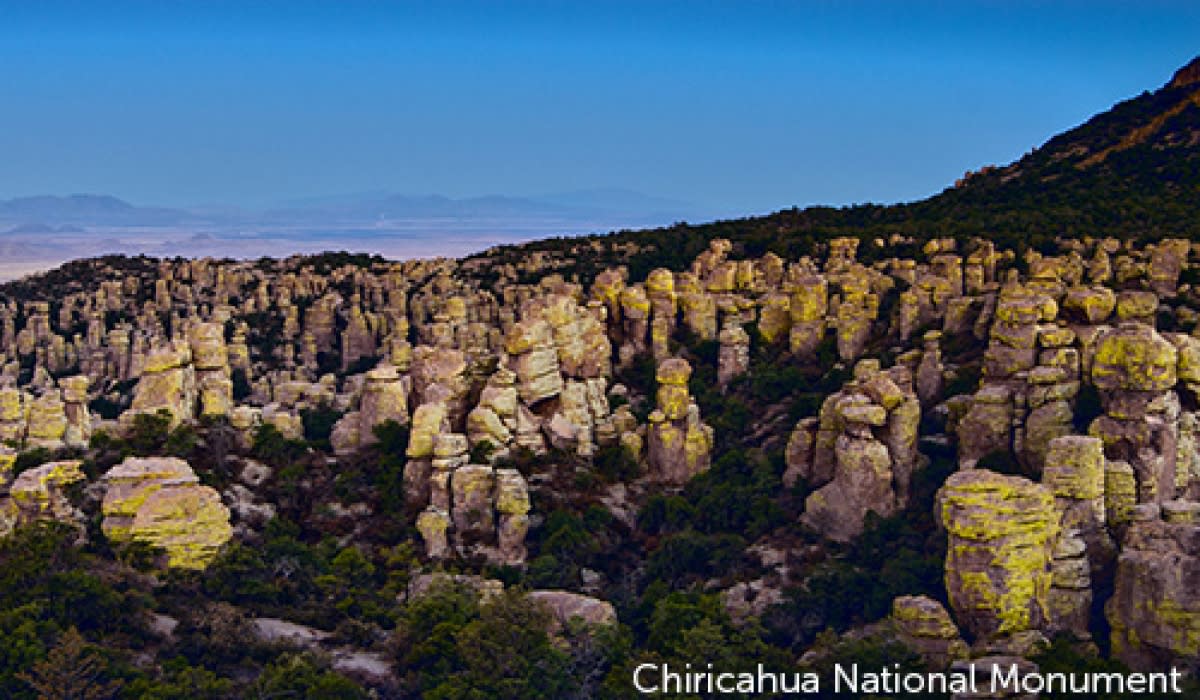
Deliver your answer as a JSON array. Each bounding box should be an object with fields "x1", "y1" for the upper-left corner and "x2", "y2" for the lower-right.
[
  {"x1": 101, "y1": 457, "x2": 232, "y2": 570},
  {"x1": 527, "y1": 590, "x2": 618, "y2": 633},
  {"x1": 937, "y1": 469, "x2": 1059, "y2": 640}
]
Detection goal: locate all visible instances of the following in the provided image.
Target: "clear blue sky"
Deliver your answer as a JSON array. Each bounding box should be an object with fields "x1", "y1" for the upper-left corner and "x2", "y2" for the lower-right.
[{"x1": 0, "y1": 1, "x2": 1197, "y2": 214}]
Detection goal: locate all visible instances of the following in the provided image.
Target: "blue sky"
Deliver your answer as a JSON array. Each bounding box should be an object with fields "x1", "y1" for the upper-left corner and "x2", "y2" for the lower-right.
[{"x1": 0, "y1": 1, "x2": 1197, "y2": 214}]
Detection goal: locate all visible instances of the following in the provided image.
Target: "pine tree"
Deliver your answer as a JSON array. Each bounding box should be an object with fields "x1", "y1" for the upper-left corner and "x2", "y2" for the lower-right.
[{"x1": 17, "y1": 627, "x2": 122, "y2": 700}]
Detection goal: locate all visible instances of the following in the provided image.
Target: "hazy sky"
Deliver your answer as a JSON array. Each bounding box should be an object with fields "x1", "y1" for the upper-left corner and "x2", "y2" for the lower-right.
[{"x1": 1, "y1": 1, "x2": 1197, "y2": 214}]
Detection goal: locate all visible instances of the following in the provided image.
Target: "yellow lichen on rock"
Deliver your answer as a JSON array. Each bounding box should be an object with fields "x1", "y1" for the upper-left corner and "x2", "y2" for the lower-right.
[
  {"x1": 757, "y1": 293, "x2": 791, "y2": 343},
  {"x1": 1043, "y1": 435, "x2": 1105, "y2": 502},
  {"x1": 9, "y1": 459, "x2": 85, "y2": 508},
  {"x1": 937, "y1": 469, "x2": 1059, "y2": 640},
  {"x1": 1090, "y1": 323, "x2": 1177, "y2": 391},
  {"x1": 101, "y1": 457, "x2": 231, "y2": 570},
  {"x1": 1107, "y1": 516, "x2": 1200, "y2": 670},
  {"x1": 407, "y1": 402, "x2": 449, "y2": 459},
  {"x1": 0, "y1": 449, "x2": 14, "y2": 480},
  {"x1": 891, "y1": 595, "x2": 969, "y2": 669}
]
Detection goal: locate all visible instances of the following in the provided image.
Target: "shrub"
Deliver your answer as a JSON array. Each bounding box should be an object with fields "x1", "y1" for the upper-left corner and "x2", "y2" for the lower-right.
[
  {"x1": 593, "y1": 444, "x2": 639, "y2": 482},
  {"x1": 301, "y1": 404, "x2": 344, "y2": 451},
  {"x1": 127, "y1": 410, "x2": 173, "y2": 456}
]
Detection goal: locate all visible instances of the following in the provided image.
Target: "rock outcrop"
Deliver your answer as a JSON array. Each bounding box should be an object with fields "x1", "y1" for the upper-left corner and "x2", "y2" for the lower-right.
[
  {"x1": 646, "y1": 358, "x2": 713, "y2": 485},
  {"x1": 937, "y1": 469, "x2": 1059, "y2": 641},
  {"x1": 1108, "y1": 510, "x2": 1200, "y2": 671},
  {"x1": 0, "y1": 460, "x2": 86, "y2": 537},
  {"x1": 415, "y1": 434, "x2": 532, "y2": 566},
  {"x1": 891, "y1": 595, "x2": 969, "y2": 669},
  {"x1": 1088, "y1": 322, "x2": 1180, "y2": 505},
  {"x1": 100, "y1": 456, "x2": 232, "y2": 569},
  {"x1": 795, "y1": 360, "x2": 921, "y2": 541}
]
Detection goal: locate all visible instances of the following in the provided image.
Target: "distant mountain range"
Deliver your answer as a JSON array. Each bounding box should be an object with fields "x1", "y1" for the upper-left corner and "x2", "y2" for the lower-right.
[
  {"x1": 0, "y1": 194, "x2": 187, "y2": 227},
  {"x1": 0, "y1": 187, "x2": 727, "y2": 268},
  {"x1": 0, "y1": 188, "x2": 720, "y2": 232}
]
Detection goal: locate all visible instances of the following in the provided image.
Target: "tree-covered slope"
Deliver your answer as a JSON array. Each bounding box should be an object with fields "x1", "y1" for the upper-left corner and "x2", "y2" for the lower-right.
[{"x1": 470, "y1": 56, "x2": 1200, "y2": 284}]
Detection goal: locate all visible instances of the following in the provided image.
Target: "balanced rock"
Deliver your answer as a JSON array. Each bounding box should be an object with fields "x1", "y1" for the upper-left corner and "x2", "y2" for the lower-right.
[{"x1": 646, "y1": 359, "x2": 713, "y2": 485}]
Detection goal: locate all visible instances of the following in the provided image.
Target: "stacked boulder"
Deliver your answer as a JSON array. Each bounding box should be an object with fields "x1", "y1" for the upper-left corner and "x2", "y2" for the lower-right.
[
  {"x1": 466, "y1": 368, "x2": 519, "y2": 458},
  {"x1": 189, "y1": 322, "x2": 233, "y2": 418},
  {"x1": 415, "y1": 433, "x2": 531, "y2": 566},
  {"x1": 717, "y1": 321, "x2": 750, "y2": 387},
  {"x1": 832, "y1": 269, "x2": 880, "y2": 362},
  {"x1": 505, "y1": 312, "x2": 564, "y2": 405},
  {"x1": 1041, "y1": 435, "x2": 1111, "y2": 639},
  {"x1": 957, "y1": 281, "x2": 1080, "y2": 473},
  {"x1": 545, "y1": 378, "x2": 611, "y2": 457},
  {"x1": 59, "y1": 376, "x2": 92, "y2": 447},
  {"x1": 127, "y1": 343, "x2": 196, "y2": 427},
  {"x1": 1087, "y1": 322, "x2": 1179, "y2": 505},
  {"x1": 474, "y1": 295, "x2": 616, "y2": 460},
  {"x1": 787, "y1": 269, "x2": 828, "y2": 359},
  {"x1": 646, "y1": 358, "x2": 713, "y2": 485},
  {"x1": 790, "y1": 360, "x2": 921, "y2": 541}
]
